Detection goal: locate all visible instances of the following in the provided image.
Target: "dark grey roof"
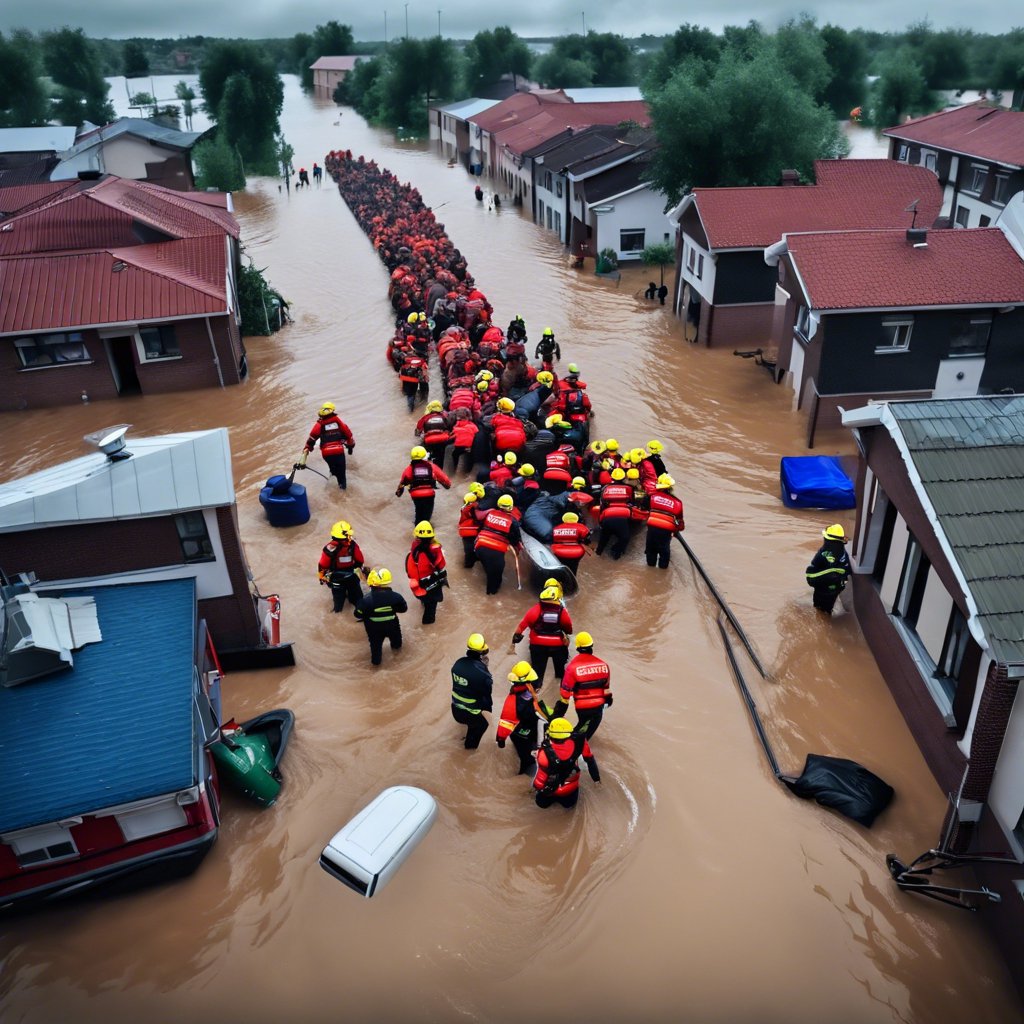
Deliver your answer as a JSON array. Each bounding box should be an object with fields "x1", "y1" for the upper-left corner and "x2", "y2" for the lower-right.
[
  {"x1": 889, "y1": 396, "x2": 1024, "y2": 665},
  {"x1": 583, "y1": 157, "x2": 652, "y2": 205},
  {"x1": 530, "y1": 125, "x2": 623, "y2": 170},
  {"x1": 65, "y1": 118, "x2": 202, "y2": 157}
]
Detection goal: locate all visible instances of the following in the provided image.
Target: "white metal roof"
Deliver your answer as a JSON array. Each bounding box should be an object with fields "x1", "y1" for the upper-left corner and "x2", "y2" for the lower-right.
[
  {"x1": 0, "y1": 126, "x2": 77, "y2": 154},
  {"x1": 432, "y1": 97, "x2": 502, "y2": 120},
  {"x1": 562, "y1": 87, "x2": 643, "y2": 103},
  {"x1": 0, "y1": 428, "x2": 235, "y2": 532}
]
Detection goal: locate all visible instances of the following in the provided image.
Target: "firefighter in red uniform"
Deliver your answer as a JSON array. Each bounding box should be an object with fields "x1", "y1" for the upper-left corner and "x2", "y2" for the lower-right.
[
  {"x1": 496, "y1": 661, "x2": 545, "y2": 774},
  {"x1": 512, "y1": 585, "x2": 573, "y2": 684},
  {"x1": 415, "y1": 400, "x2": 452, "y2": 465},
  {"x1": 541, "y1": 443, "x2": 575, "y2": 495},
  {"x1": 645, "y1": 473, "x2": 684, "y2": 569},
  {"x1": 550, "y1": 511, "x2": 591, "y2": 577},
  {"x1": 458, "y1": 491, "x2": 481, "y2": 567},
  {"x1": 566, "y1": 476, "x2": 595, "y2": 519},
  {"x1": 399, "y1": 351, "x2": 428, "y2": 412},
  {"x1": 318, "y1": 520, "x2": 369, "y2": 612},
  {"x1": 303, "y1": 402, "x2": 355, "y2": 490},
  {"x1": 533, "y1": 718, "x2": 600, "y2": 809},
  {"x1": 556, "y1": 363, "x2": 587, "y2": 394},
  {"x1": 553, "y1": 631, "x2": 612, "y2": 739},
  {"x1": 596, "y1": 467, "x2": 634, "y2": 559},
  {"x1": 405, "y1": 521, "x2": 448, "y2": 624},
  {"x1": 473, "y1": 494, "x2": 522, "y2": 594},
  {"x1": 396, "y1": 446, "x2": 452, "y2": 524}
]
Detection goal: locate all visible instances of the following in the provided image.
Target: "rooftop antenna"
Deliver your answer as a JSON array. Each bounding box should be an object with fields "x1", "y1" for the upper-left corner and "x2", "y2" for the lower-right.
[{"x1": 905, "y1": 198, "x2": 919, "y2": 229}]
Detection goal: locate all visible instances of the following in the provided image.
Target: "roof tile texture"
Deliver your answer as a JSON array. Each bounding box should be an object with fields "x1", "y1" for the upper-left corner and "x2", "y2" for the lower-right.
[{"x1": 884, "y1": 102, "x2": 1024, "y2": 168}]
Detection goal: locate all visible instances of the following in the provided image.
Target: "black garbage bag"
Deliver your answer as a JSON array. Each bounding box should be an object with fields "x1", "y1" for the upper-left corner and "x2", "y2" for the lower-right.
[
  {"x1": 523, "y1": 492, "x2": 571, "y2": 544},
  {"x1": 781, "y1": 754, "x2": 894, "y2": 827}
]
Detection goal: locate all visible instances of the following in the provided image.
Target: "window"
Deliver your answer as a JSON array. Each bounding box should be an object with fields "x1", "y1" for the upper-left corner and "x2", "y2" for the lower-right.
[
  {"x1": 554, "y1": 211, "x2": 561, "y2": 236},
  {"x1": 697, "y1": 253, "x2": 704, "y2": 279},
  {"x1": 877, "y1": 318, "x2": 912, "y2": 353},
  {"x1": 923, "y1": 152, "x2": 937, "y2": 173},
  {"x1": 893, "y1": 535, "x2": 930, "y2": 627},
  {"x1": 795, "y1": 304, "x2": 811, "y2": 340},
  {"x1": 954, "y1": 205, "x2": 970, "y2": 228},
  {"x1": 620, "y1": 229, "x2": 645, "y2": 253},
  {"x1": 139, "y1": 325, "x2": 180, "y2": 360},
  {"x1": 537, "y1": 201, "x2": 544, "y2": 225},
  {"x1": 546, "y1": 207, "x2": 552, "y2": 229},
  {"x1": 545, "y1": 171, "x2": 553, "y2": 191},
  {"x1": 979, "y1": 215, "x2": 991, "y2": 227},
  {"x1": 555, "y1": 179, "x2": 563, "y2": 199},
  {"x1": 993, "y1": 175, "x2": 1010, "y2": 206},
  {"x1": 14, "y1": 332, "x2": 90, "y2": 368},
  {"x1": 966, "y1": 164, "x2": 987, "y2": 195},
  {"x1": 897, "y1": 144, "x2": 909, "y2": 162},
  {"x1": 175, "y1": 511, "x2": 215, "y2": 563},
  {"x1": 935, "y1": 606, "x2": 970, "y2": 704},
  {"x1": 948, "y1": 316, "x2": 991, "y2": 357}
]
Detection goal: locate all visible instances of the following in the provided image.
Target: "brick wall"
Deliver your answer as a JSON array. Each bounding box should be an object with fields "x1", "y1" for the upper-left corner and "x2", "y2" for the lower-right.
[
  {"x1": 962, "y1": 663, "x2": 1020, "y2": 802},
  {"x1": 1, "y1": 343, "x2": 119, "y2": 412},
  {"x1": 135, "y1": 317, "x2": 238, "y2": 394},
  {"x1": 705, "y1": 303, "x2": 774, "y2": 349}
]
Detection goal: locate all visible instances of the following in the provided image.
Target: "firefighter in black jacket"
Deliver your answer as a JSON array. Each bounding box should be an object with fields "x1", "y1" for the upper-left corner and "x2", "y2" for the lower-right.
[
  {"x1": 806, "y1": 524, "x2": 852, "y2": 614},
  {"x1": 353, "y1": 568, "x2": 408, "y2": 665},
  {"x1": 450, "y1": 633, "x2": 494, "y2": 748}
]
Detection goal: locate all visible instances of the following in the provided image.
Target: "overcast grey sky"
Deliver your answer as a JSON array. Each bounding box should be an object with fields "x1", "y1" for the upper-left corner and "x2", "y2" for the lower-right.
[{"x1": 0, "y1": 1, "x2": 1009, "y2": 39}]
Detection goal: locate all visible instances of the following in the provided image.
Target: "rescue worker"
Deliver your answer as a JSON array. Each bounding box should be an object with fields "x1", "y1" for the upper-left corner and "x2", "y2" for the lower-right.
[
  {"x1": 567, "y1": 476, "x2": 595, "y2": 518},
  {"x1": 542, "y1": 441, "x2": 575, "y2": 495},
  {"x1": 533, "y1": 718, "x2": 600, "y2": 809},
  {"x1": 396, "y1": 446, "x2": 452, "y2": 524},
  {"x1": 512, "y1": 463, "x2": 542, "y2": 510},
  {"x1": 507, "y1": 315, "x2": 528, "y2": 344},
  {"x1": 645, "y1": 473, "x2": 684, "y2": 569},
  {"x1": 473, "y1": 493, "x2": 522, "y2": 595},
  {"x1": 557, "y1": 363, "x2": 587, "y2": 393},
  {"x1": 535, "y1": 327, "x2": 560, "y2": 369},
  {"x1": 405, "y1": 522, "x2": 448, "y2": 624},
  {"x1": 303, "y1": 402, "x2": 355, "y2": 490},
  {"x1": 416, "y1": 400, "x2": 453, "y2": 465},
  {"x1": 318, "y1": 520, "x2": 368, "y2": 612},
  {"x1": 450, "y1": 633, "x2": 493, "y2": 748},
  {"x1": 647, "y1": 439, "x2": 667, "y2": 477},
  {"x1": 806, "y1": 524, "x2": 851, "y2": 614},
  {"x1": 353, "y1": 568, "x2": 407, "y2": 666},
  {"x1": 450, "y1": 410, "x2": 480, "y2": 473},
  {"x1": 553, "y1": 631, "x2": 612, "y2": 739},
  {"x1": 496, "y1": 661, "x2": 545, "y2": 774},
  {"x1": 458, "y1": 492, "x2": 481, "y2": 567},
  {"x1": 512, "y1": 585, "x2": 573, "y2": 684},
  {"x1": 399, "y1": 350, "x2": 428, "y2": 412},
  {"x1": 596, "y1": 467, "x2": 634, "y2": 559},
  {"x1": 550, "y1": 511, "x2": 591, "y2": 576}
]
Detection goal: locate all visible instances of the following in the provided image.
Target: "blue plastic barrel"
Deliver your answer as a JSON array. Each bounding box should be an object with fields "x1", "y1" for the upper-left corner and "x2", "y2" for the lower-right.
[{"x1": 259, "y1": 475, "x2": 310, "y2": 527}]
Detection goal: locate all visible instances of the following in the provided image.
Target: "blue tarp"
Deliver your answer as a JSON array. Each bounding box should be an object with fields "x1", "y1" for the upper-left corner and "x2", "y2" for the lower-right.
[{"x1": 780, "y1": 456, "x2": 855, "y2": 510}]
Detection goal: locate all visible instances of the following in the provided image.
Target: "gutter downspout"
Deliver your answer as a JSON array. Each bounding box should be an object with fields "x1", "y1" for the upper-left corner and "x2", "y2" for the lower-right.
[{"x1": 206, "y1": 316, "x2": 225, "y2": 388}]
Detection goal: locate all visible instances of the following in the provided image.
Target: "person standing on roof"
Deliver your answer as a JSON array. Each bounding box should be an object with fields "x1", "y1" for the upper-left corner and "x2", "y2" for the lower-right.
[
  {"x1": 806, "y1": 524, "x2": 851, "y2": 614},
  {"x1": 303, "y1": 401, "x2": 355, "y2": 490},
  {"x1": 512, "y1": 585, "x2": 573, "y2": 684},
  {"x1": 318, "y1": 520, "x2": 369, "y2": 612},
  {"x1": 497, "y1": 661, "x2": 545, "y2": 774},
  {"x1": 450, "y1": 633, "x2": 493, "y2": 748},
  {"x1": 644, "y1": 474, "x2": 684, "y2": 569},
  {"x1": 533, "y1": 718, "x2": 600, "y2": 808},
  {"x1": 552, "y1": 631, "x2": 612, "y2": 740},
  {"x1": 396, "y1": 446, "x2": 452, "y2": 524},
  {"x1": 535, "y1": 327, "x2": 560, "y2": 370},
  {"x1": 473, "y1": 493, "x2": 522, "y2": 595},
  {"x1": 405, "y1": 522, "x2": 448, "y2": 625},
  {"x1": 353, "y1": 568, "x2": 407, "y2": 666}
]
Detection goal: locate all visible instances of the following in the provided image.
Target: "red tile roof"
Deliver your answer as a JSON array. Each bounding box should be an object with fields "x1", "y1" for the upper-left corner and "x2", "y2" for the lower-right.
[
  {"x1": 691, "y1": 160, "x2": 942, "y2": 249},
  {"x1": 471, "y1": 93, "x2": 547, "y2": 133},
  {"x1": 494, "y1": 101, "x2": 651, "y2": 156},
  {"x1": 786, "y1": 228, "x2": 1024, "y2": 311},
  {"x1": 884, "y1": 102, "x2": 1024, "y2": 169},
  {"x1": 0, "y1": 181, "x2": 77, "y2": 216},
  {"x1": 0, "y1": 235, "x2": 227, "y2": 335}
]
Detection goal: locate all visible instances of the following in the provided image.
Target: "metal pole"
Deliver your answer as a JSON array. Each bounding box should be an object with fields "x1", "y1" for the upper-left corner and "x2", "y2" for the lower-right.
[
  {"x1": 437, "y1": 9, "x2": 441, "y2": 36},
  {"x1": 384, "y1": 11, "x2": 388, "y2": 44},
  {"x1": 405, "y1": 2, "x2": 409, "y2": 39},
  {"x1": 582, "y1": 10, "x2": 586, "y2": 35}
]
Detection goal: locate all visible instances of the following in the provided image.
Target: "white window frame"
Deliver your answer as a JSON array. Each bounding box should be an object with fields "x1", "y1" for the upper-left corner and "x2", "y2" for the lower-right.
[
  {"x1": 3, "y1": 822, "x2": 80, "y2": 867},
  {"x1": 897, "y1": 144, "x2": 909, "y2": 162},
  {"x1": 136, "y1": 324, "x2": 182, "y2": 362},
  {"x1": 954, "y1": 205, "x2": 970, "y2": 228},
  {"x1": 877, "y1": 318, "x2": 913, "y2": 354},
  {"x1": 13, "y1": 331, "x2": 92, "y2": 369},
  {"x1": 923, "y1": 151, "x2": 937, "y2": 174},
  {"x1": 965, "y1": 163, "x2": 988, "y2": 195},
  {"x1": 619, "y1": 228, "x2": 645, "y2": 254},
  {"x1": 993, "y1": 174, "x2": 1010, "y2": 207}
]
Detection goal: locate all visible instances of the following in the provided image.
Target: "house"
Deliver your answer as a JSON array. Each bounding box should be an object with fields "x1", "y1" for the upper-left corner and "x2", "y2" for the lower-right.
[
  {"x1": 309, "y1": 56, "x2": 369, "y2": 98},
  {"x1": 0, "y1": 174, "x2": 247, "y2": 409},
  {"x1": 0, "y1": 127, "x2": 77, "y2": 177},
  {"x1": 667, "y1": 160, "x2": 942, "y2": 348},
  {"x1": 766, "y1": 225, "x2": 1024, "y2": 445},
  {"x1": 50, "y1": 119, "x2": 205, "y2": 191},
  {"x1": 883, "y1": 103, "x2": 1024, "y2": 229},
  {"x1": 840, "y1": 395, "x2": 1024, "y2": 995},
  {"x1": 0, "y1": 427, "x2": 268, "y2": 657},
  {"x1": 0, "y1": 574, "x2": 221, "y2": 909},
  {"x1": 428, "y1": 97, "x2": 502, "y2": 165}
]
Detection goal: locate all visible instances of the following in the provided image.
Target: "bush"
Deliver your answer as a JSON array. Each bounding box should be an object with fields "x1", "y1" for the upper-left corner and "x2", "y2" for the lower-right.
[
  {"x1": 239, "y1": 261, "x2": 286, "y2": 336},
  {"x1": 193, "y1": 135, "x2": 245, "y2": 192}
]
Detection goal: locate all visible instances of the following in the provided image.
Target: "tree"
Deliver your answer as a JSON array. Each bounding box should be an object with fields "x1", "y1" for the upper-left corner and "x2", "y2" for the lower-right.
[
  {"x1": 464, "y1": 26, "x2": 532, "y2": 92},
  {"x1": 921, "y1": 30, "x2": 970, "y2": 89},
  {"x1": 645, "y1": 47, "x2": 848, "y2": 203},
  {"x1": 870, "y1": 50, "x2": 932, "y2": 126},
  {"x1": 42, "y1": 27, "x2": 115, "y2": 126},
  {"x1": 535, "y1": 52, "x2": 594, "y2": 89},
  {"x1": 721, "y1": 21, "x2": 765, "y2": 60},
  {"x1": 0, "y1": 30, "x2": 49, "y2": 127},
  {"x1": 992, "y1": 35, "x2": 1024, "y2": 109},
  {"x1": 123, "y1": 39, "x2": 149, "y2": 79},
  {"x1": 420, "y1": 37, "x2": 460, "y2": 108},
  {"x1": 820, "y1": 24, "x2": 869, "y2": 117},
  {"x1": 193, "y1": 134, "x2": 245, "y2": 192},
  {"x1": 641, "y1": 242, "x2": 674, "y2": 286},
  {"x1": 644, "y1": 24, "x2": 721, "y2": 93},
  {"x1": 175, "y1": 80, "x2": 196, "y2": 131},
  {"x1": 534, "y1": 32, "x2": 635, "y2": 89},
  {"x1": 299, "y1": 21, "x2": 354, "y2": 90},
  {"x1": 129, "y1": 91, "x2": 156, "y2": 117},
  {"x1": 774, "y1": 16, "x2": 831, "y2": 103},
  {"x1": 277, "y1": 134, "x2": 294, "y2": 192},
  {"x1": 584, "y1": 32, "x2": 634, "y2": 86}
]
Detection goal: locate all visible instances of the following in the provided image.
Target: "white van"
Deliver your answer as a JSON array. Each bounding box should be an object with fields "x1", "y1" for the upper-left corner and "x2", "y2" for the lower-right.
[{"x1": 319, "y1": 786, "x2": 437, "y2": 898}]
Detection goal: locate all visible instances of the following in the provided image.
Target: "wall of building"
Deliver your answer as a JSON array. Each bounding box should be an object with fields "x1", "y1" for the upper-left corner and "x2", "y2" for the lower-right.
[
  {"x1": 590, "y1": 187, "x2": 671, "y2": 263},
  {"x1": 701, "y1": 302, "x2": 774, "y2": 349},
  {"x1": 712, "y1": 251, "x2": 777, "y2": 305}
]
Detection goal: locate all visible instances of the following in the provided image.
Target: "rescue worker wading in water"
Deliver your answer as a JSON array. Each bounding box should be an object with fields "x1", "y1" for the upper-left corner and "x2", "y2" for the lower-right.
[
  {"x1": 806, "y1": 524, "x2": 852, "y2": 614},
  {"x1": 550, "y1": 511, "x2": 591, "y2": 577},
  {"x1": 513, "y1": 585, "x2": 573, "y2": 684},
  {"x1": 533, "y1": 718, "x2": 600, "y2": 809},
  {"x1": 318, "y1": 520, "x2": 369, "y2": 612},
  {"x1": 458, "y1": 491, "x2": 481, "y2": 568},
  {"x1": 474, "y1": 493, "x2": 522, "y2": 595},
  {"x1": 405, "y1": 521, "x2": 448, "y2": 624},
  {"x1": 303, "y1": 402, "x2": 355, "y2": 490},
  {"x1": 353, "y1": 568, "x2": 407, "y2": 666},
  {"x1": 535, "y1": 327, "x2": 560, "y2": 370},
  {"x1": 596, "y1": 467, "x2": 634, "y2": 559},
  {"x1": 450, "y1": 633, "x2": 493, "y2": 748},
  {"x1": 496, "y1": 660, "x2": 546, "y2": 774},
  {"x1": 396, "y1": 446, "x2": 452, "y2": 524},
  {"x1": 553, "y1": 631, "x2": 612, "y2": 740},
  {"x1": 416, "y1": 400, "x2": 452, "y2": 465},
  {"x1": 645, "y1": 474, "x2": 684, "y2": 569}
]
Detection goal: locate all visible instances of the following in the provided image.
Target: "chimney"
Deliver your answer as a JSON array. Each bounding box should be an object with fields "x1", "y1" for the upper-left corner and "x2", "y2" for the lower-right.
[
  {"x1": 906, "y1": 227, "x2": 928, "y2": 247},
  {"x1": 77, "y1": 169, "x2": 102, "y2": 181},
  {"x1": 780, "y1": 169, "x2": 800, "y2": 186}
]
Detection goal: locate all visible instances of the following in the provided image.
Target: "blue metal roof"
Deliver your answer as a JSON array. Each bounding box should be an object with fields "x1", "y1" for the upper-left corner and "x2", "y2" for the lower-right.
[{"x1": 0, "y1": 578, "x2": 197, "y2": 833}]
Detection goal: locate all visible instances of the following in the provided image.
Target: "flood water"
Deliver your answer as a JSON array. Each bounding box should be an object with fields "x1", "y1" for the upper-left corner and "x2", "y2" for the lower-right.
[{"x1": 1, "y1": 76, "x2": 1020, "y2": 1023}]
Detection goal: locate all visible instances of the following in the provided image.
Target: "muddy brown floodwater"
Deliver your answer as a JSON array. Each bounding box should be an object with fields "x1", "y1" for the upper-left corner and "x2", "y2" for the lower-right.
[{"x1": 1, "y1": 77, "x2": 1020, "y2": 1024}]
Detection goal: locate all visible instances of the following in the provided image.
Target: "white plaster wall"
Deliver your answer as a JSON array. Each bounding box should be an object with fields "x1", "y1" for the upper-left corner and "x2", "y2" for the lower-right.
[
  {"x1": 679, "y1": 234, "x2": 716, "y2": 305},
  {"x1": 916, "y1": 569, "x2": 955, "y2": 664},
  {"x1": 879, "y1": 514, "x2": 910, "y2": 611},
  {"x1": 592, "y1": 187, "x2": 672, "y2": 262},
  {"x1": 988, "y1": 682, "x2": 1024, "y2": 855}
]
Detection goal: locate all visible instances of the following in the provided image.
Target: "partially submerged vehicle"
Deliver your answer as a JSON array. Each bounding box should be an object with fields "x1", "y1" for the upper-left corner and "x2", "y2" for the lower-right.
[{"x1": 211, "y1": 709, "x2": 295, "y2": 807}]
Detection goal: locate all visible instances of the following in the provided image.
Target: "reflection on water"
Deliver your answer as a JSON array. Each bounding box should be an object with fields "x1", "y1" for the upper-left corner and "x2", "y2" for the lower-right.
[{"x1": 0, "y1": 75, "x2": 1018, "y2": 1023}]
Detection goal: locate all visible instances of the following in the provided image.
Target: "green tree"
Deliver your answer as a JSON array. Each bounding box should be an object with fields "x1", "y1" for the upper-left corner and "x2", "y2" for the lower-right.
[
  {"x1": 0, "y1": 30, "x2": 49, "y2": 127},
  {"x1": 992, "y1": 34, "x2": 1024, "y2": 108},
  {"x1": 193, "y1": 134, "x2": 245, "y2": 191},
  {"x1": 645, "y1": 46, "x2": 848, "y2": 203},
  {"x1": 123, "y1": 39, "x2": 149, "y2": 78},
  {"x1": 584, "y1": 32, "x2": 634, "y2": 86},
  {"x1": 129, "y1": 90, "x2": 156, "y2": 116},
  {"x1": 870, "y1": 50, "x2": 932, "y2": 126},
  {"x1": 277, "y1": 134, "x2": 294, "y2": 191},
  {"x1": 42, "y1": 27, "x2": 115, "y2": 126},
  {"x1": 535, "y1": 52, "x2": 594, "y2": 88},
  {"x1": 420, "y1": 37, "x2": 460, "y2": 107},
  {"x1": 721, "y1": 21, "x2": 765, "y2": 60},
  {"x1": 921, "y1": 30, "x2": 970, "y2": 88},
  {"x1": 299, "y1": 21, "x2": 354, "y2": 90},
  {"x1": 464, "y1": 26, "x2": 532, "y2": 92},
  {"x1": 175, "y1": 80, "x2": 196, "y2": 130},
  {"x1": 774, "y1": 16, "x2": 831, "y2": 103},
  {"x1": 821, "y1": 24, "x2": 869, "y2": 116},
  {"x1": 534, "y1": 32, "x2": 634, "y2": 88},
  {"x1": 641, "y1": 242, "x2": 674, "y2": 285},
  {"x1": 644, "y1": 24, "x2": 721, "y2": 93}
]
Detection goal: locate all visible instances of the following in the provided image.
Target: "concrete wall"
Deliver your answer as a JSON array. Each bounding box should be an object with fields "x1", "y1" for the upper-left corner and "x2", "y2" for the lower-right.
[{"x1": 589, "y1": 186, "x2": 671, "y2": 263}]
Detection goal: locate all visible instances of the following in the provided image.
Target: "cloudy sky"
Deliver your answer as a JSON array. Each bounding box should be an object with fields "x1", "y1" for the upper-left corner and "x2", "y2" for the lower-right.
[{"x1": 0, "y1": 1, "x2": 1007, "y2": 39}]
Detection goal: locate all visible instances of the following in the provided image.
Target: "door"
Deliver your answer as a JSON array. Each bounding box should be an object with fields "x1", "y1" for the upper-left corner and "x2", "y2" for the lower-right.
[
  {"x1": 104, "y1": 336, "x2": 141, "y2": 395},
  {"x1": 934, "y1": 357, "x2": 984, "y2": 398}
]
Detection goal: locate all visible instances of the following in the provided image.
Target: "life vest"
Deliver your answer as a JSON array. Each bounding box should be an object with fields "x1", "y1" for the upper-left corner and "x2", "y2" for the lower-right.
[
  {"x1": 408, "y1": 460, "x2": 437, "y2": 498},
  {"x1": 492, "y1": 414, "x2": 526, "y2": 452},
  {"x1": 312, "y1": 416, "x2": 349, "y2": 457},
  {"x1": 533, "y1": 736, "x2": 587, "y2": 797},
  {"x1": 567, "y1": 491, "x2": 595, "y2": 516},
  {"x1": 647, "y1": 492, "x2": 684, "y2": 532},
  {"x1": 323, "y1": 540, "x2": 360, "y2": 574},
  {"x1": 561, "y1": 653, "x2": 611, "y2": 711},
  {"x1": 489, "y1": 464, "x2": 513, "y2": 489},
  {"x1": 448, "y1": 389, "x2": 476, "y2": 413},
  {"x1": 496, "y1": 691, "x2": 519, "y2": 742},
  {"x1": 550, "y1": 522, "x2": 589, "y2": 560},
  {"x1": 599, "y1": 483, "x2": 634, "y2": 520},
  {"x1": 451, "y1": 419, "x2": 479, "y2": 447},
  {"x1": 405, "y1": 543, "x2": 447, "y2": 597},
  {"x1": 475, "y1": 509, "x2": 514, "y2": 553},
  {"x1": 534, "y1": 604, "x2": 567, "y2": 645},
  {"x1": 422, "y1": 413, "x2": 451, "y2": 445},
  {"x1": 543, "y1": 449, "x2": 573, "y2": 483},
  {"x1": 458, "y1": 504, "x2": 481, "y2": 537},
  {"x1": 504, "y1": 341, "x2": 525, "y2": 359},
  {"x1": 400, "y1": 356, "x2": 426, "y2": 384},
  {"x1": 562, "y1": 389, "x2": 587, "y2": 418}
]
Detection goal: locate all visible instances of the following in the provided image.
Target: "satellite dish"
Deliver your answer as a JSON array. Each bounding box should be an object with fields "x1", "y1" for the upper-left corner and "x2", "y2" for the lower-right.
[{"x1": 83, "y1": 424, "x2": 133, "y2": 460}]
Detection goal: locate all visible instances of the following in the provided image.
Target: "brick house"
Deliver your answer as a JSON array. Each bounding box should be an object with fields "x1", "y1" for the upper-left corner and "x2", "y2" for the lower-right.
[
  {"x1": 841, "y1": 396, "x2": 1024, "y2": 995},
  {"x1": 0, "y1": 175, "x2": 246, "y2": 411},
  {"x1": 666, "y1": 161, "x2": 942, "y2": 348},
  {"x1": 883, "y1": 102, "x2": 1024, "y2": 229},
  {"x1": 309, "y1": 56, "x2": 368, "y2": 98}
]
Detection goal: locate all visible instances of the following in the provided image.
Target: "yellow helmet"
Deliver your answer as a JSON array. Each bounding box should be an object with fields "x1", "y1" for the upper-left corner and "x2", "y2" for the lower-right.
[
  {"x1": 319, "y1": 401, "x2": 336, "y2": 416},
  {"x1": 605, "y1": 438, "x2": 619, "y2": 452},
  {"x1": 508, "y1": 660, "x2": 538, "y2": 683},
  {"x1": 497, "y1": 397, "x2": 515, "y2": 412},
  {"x1": 544, "y1": 578, "x2": 564, "y2": 599},
  {"x1": 407, "y1": 312, "x2": 419, "y2": 324},
  {"x1": 467, "y1": 632, "x2": 489, "y2": 652},
  {"x1": 545, "y1": 414, "x2": 564, "y2": 429},
  {"x1": 823, "y1": 524, "x2": 847, "y2": 542},
  {"x1": 631, "y1": 448, "x2": 647, "y2": 463},
  {"x1": 497, "y1": 495, "x2": 514, "y2": 510},
  {"x1": 418, "y1": 312, "x2": 428, "y2": 322},
  {"x1": 626, "y1": 468, "x2": 640, "y2": 481},
  {"x1": 367, "y1": 567, "x2": 392, "y2": 587},
  {"x1": 562, "y1": 512, "x2": 579, "y2": 524},
  {"x1": 469, "y1": 482, "x2": 486, "y2": 498},
  {"x1": 477, "y1": 370, "x2": 494, "y2": 382},
  {"x1": 542, "y1": 327, "x2": 554, "y2": 337},
  {"x1": 331, "y1": 520, "x2": 353, "y2": 540},
  {"x1": 656, "y1": 473, "x2": 675, "y2": 490},
  {"x1": 547, "y1": 717, "x2": 573, "y2": 739},
  {"x1": 610, "y1": 468, "x2": 626, "y2": 481},
  {"x1": 567, "y1": 363, "x2": 580, "y2": 375},
  {"x1": 476, "y1": 380, "x2": 489, "y2": 392},
  {"x1": 520, "y1": 463, "x2": 535, "y2": 477},
  {"x1": 589, "y1": 440, "x2": 606, "y2": 455},
  {"x1": 463, "y1": 492, "x2": 478, "y2": 505},
  {"x1": 648, "y1": 440, "x2": 664, "y2": 454},
  {"x1": 503, "y1": 452, "x2": 517, "y2": 466},
  {"x1": 537, "y1": 371, "x2": 554, "y2": 386},
  {"x1": 410, "y1": 445, "x2": 427, "y2": 460},
  {"x1": 414, "y1": 521, "x2": 435, "y2": 539},
  {"x1": 540, "y1": 586, "x2": 560, "y2": 602},
  {"x1": 575, "y1": 630, "x2": 594, "y2": 649},
  {"x1": 426, "y1": 400, "x2": 443, "y2": 413},
  {"x1": 571, "y1": 476, "x2": 586, "y2": 489}
]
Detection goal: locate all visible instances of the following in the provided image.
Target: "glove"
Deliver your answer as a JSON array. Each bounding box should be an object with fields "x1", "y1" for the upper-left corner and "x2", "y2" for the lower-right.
[
  {"x1": 512, "y1": 632, "x2": 524, "y2": 644},
  {"x1": 395, "y1": 487, "x2": 404, "y2": 497},
  {"x1": 496, "y1": 737, "x2": 506, "y2": 748},
  {"x1": 299, "y1": 451, "x2": 308, "y2": 467},
  {"x1": 605, "y1": 694, "x2": 614, "y2": 707},
  {"x1": 347, "y1": 443, "x2": 355, "y2": 453},
  {"x1": 318, "y1": 573, "x2": 326, "y2": 586}
]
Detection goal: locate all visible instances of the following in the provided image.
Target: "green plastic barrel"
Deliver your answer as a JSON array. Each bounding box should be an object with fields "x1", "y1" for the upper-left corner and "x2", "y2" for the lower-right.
[{"x1": 211, "y1": 732, "x2": 281, "y2": 807}]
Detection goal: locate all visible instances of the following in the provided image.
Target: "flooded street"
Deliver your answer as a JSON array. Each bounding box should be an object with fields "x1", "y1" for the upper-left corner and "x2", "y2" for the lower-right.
[{"x1": 1, "y1": 77, "x2": 1020, "y2": 1023}]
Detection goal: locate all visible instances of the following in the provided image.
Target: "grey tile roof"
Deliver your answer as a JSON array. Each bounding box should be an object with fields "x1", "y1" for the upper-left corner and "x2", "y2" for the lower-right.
[{"x1": 889, "y1": 396, "x2": 1024, "y2": 665}]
